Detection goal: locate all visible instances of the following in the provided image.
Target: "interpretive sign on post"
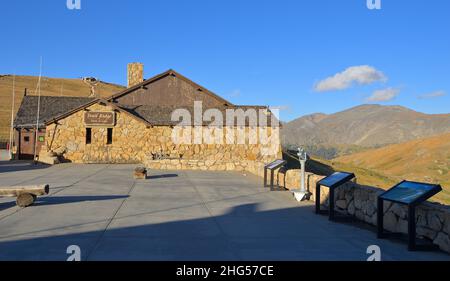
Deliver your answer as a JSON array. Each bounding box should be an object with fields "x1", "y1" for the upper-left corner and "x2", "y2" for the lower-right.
[
  {"x1": 315, "y1": 172, "x2": 356, "y2": 221},
  {"x1": 264, "y1": 159, "x2": 286, "y2": 191},
  {"x1": 377, "y1": 180, "x2": 442, "y2": 251}
]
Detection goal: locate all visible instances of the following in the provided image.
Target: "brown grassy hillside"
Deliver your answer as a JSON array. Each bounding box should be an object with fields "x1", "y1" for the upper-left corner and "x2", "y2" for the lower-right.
[
  {"x1": 334, "y1": 133, "x2": 450, "y2": 204},
  {"x1": 0, "y1": 75, "x2": 125, "y2": 139}
]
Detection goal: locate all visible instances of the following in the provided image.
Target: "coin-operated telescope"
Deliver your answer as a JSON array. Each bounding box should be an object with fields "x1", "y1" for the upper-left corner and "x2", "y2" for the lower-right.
[{"x1": 293, "y1": 147, "x2": 311, "y2": 202}]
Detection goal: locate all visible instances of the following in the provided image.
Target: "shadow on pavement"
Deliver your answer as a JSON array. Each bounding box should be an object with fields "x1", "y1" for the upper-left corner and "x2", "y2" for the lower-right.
[
  {"x1": 34, "y1": 195, "x2": 130, "y2": 206},
  {"x1": 0, "y1": 195, "x2": 129, "y2": 211},
  {"x1": 147, "y1": 174, "x2": 179, "y2": 180},
  {"x1": 0, "y1": 161, "x2": 50, "y2": 174},
  {"x1": 0, "y1": 203, "x2": 448, "y2": 261}
]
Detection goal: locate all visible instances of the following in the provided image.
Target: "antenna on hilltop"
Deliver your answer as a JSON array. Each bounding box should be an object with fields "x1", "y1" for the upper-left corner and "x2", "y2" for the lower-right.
[
  {"x1": 8, "y1": 74, "x2": 16, "y2": 160},
  {"x1": 33, "y1": 57, "x2": 43, "y2": 163}
]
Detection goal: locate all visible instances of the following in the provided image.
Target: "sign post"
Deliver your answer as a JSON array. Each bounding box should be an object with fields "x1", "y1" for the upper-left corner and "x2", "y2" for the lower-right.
[
  {"x1": 377, "y1": 180, "x2": 442, "y2": 251},
  {"x1": 315, "y1": 172, "x2": 355, "y2": 221},
  {"x1": 264, "y1": 159, "x2": 287, "y2": 191}
]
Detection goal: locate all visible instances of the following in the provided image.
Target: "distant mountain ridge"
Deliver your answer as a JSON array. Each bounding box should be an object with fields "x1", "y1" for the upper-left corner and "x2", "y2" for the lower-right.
[{"x1": 282, "y1": 105, "x2": 450, "y2": 154}]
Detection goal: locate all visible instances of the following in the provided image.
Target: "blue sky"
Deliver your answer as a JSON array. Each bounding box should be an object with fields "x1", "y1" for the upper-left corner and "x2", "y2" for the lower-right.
[{"x1": 0, "y1": 0, "x2": 449, "y2": 121}]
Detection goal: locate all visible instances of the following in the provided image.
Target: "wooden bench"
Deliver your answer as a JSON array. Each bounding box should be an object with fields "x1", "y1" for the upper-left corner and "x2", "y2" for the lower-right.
[{"x1": 0, "y1": 185, "x2": 50, "y2": 208}]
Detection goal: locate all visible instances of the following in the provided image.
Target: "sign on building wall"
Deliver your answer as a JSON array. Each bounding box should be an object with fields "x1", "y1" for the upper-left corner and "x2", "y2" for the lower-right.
[{"x1": 84, "y1": 111, "x2": 116, "y2": 126}]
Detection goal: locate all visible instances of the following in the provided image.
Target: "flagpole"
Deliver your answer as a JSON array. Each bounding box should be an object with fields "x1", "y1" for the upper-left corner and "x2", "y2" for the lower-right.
[
  {"x1": 33, "y1": 57, "x2": 43, "y2": 163},
  {"x1": 9, "y1": 74, "x2": 16, "y2": 160}
]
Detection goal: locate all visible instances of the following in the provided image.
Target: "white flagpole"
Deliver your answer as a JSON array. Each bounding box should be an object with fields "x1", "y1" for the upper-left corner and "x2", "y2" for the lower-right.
[
  {"x1": 33, "y1": 57, "x2": 43, "y2": 162},
  {"x1": 8, "y1": 74, "x2": 16, "y2": 160}
]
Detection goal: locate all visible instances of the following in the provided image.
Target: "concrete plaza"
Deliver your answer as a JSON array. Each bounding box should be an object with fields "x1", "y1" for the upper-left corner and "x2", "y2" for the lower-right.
[{"x1": 0, "y1": 162, "x2": 449, "y2": 261}]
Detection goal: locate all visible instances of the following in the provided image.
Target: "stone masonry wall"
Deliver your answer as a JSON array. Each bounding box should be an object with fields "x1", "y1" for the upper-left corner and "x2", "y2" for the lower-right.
[
  {"x1": 279, "y1": 169, "x2": 450, "y2": 254},
  {"x1": 145, "y1": 159, "x2": 267, "y2": 173},
  {"x1": 44, "y1": 103, "x2": 281, "y2": 166}
]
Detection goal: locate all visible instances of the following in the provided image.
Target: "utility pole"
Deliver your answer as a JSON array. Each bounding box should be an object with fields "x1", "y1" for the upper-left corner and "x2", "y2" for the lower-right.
[
  {"x1": 8, "y1": 74, "x2": 16, "y2": 160},
  {"x1": 33, "y1": 57, "x2": 43, "y2": 163}
]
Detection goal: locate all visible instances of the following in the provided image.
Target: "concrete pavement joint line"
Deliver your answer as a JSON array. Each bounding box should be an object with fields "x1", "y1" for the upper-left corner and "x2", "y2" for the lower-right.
[
  {"x1": 183, "y1": 171, "x2": 244, "y2": 261},
  {"x1": 85, "y1": 180, "x2": 137, "y2": 261},
  {"x1": 0, "y1": 165, "x2": 112, "y2": 222},
  {"x1": 46, "y1": 165, "x2": 112, "y2": 198}
]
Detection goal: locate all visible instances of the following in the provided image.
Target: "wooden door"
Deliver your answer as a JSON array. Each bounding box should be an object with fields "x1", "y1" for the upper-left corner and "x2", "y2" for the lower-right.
[
  {"x1": 19, "y1": 130, "x2": 35, "y2": 159},
  {"x1": 19, "y1": 129, "x2": 46, "y2": 160}
]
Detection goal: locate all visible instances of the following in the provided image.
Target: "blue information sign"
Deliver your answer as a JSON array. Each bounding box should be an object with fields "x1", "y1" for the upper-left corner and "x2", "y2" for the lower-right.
[
  {"x1": 377, "y1": 180, "x2": 442, "y2": 251},
  {"x1": 318, "y1": 172, "x2": 355, "y2": 188},
  {"x1": 379, "y1": 181, "x2": 442, "y2": 205}
]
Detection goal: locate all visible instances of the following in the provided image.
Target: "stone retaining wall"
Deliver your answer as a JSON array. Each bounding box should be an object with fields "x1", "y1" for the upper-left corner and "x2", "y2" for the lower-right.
[
  {"x1": 278, "y1": 169, "x2": 450, "y2": 254},
  {"x1": 145, "y1": 159, "x2": 269, "y2": 178}
]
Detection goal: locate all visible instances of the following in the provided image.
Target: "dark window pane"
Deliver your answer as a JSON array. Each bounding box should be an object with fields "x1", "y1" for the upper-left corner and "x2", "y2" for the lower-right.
[
  {"x1": 107, "y1": 128, "x2": 113, "y2": 145},
  {"x1": 24, "y1": 136, "x2": 30, "y2": 142},
  {"x1": 86, "y1": 128, "x2": 92, "y2": 144}
]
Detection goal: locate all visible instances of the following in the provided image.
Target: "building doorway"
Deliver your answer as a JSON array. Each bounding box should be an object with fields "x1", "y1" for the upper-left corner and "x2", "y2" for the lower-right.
[{"x1": 17, "y1": 129, "x2": 46, "y2": 160}]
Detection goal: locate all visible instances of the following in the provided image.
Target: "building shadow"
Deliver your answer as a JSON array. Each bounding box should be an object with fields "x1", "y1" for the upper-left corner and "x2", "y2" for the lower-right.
[
  {"x1": 0, "y1": 161, "x2": 50, "y2": 174},
  {"x1": 0, "y1": 202, "x2": 447, "y2": 261}
]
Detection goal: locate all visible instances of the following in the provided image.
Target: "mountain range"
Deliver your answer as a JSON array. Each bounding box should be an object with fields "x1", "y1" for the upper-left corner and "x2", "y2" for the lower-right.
[{"x1": 281, "y1": 104, "x2": 450, "y2": 159}]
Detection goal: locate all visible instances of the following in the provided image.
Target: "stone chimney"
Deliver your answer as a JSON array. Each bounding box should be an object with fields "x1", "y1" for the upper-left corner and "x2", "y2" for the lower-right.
[{"x1": 127, "y1": 62, "x2": 144, "y2": 88}]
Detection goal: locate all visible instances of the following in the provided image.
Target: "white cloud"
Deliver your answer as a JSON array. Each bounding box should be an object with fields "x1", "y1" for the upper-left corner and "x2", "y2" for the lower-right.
[
  {"x1": 228, "y1": 89, "x2": 241, "y2": 98},
  {"x1": 314, "y1": 65, "x2": 386, "y2": 92},
  {"x1": 366, "y1": 87, "x2": 400, "y2": 102},
  {"x1": 418, "y1": 90, "x2": 446, "y2": 99}
]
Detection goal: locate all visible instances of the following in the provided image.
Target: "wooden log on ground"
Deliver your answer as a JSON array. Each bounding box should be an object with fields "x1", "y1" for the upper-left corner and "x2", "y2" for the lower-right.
[{"x1": 0, "y1": 185, "x2": 50, "y2": 198}]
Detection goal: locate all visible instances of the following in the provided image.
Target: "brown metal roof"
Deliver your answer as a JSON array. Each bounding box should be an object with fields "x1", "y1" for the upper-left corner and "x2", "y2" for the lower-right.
[{"x1": 14, "y1": 96, "x2": 95, "y2": 129}]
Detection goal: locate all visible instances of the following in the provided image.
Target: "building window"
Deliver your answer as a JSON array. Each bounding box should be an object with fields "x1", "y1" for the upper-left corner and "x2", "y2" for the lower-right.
[
  {"x1": 86, "y1": 128, "x2": 92, "y2": 144},
  {"x1": 107, "y1": 128, "x2": 113, "y2": 145},
  {"x1": 24, "y1": 136, "x2": 30, "y2": 142}
]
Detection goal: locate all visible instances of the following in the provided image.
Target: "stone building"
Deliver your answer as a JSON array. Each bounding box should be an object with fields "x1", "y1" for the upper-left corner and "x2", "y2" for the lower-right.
[
  {"x1": 14, "y1": 64, "x2": 281, "y2": 172},
  {"x1": 13, "y1": 95, "x2": 94, "y2": 160}
]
